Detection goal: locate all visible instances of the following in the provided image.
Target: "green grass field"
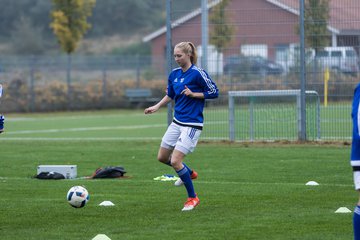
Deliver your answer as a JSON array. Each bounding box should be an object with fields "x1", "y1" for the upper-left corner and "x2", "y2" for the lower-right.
[{"x1": 0, "y1": 109, "x2": 356, "y2": 239}]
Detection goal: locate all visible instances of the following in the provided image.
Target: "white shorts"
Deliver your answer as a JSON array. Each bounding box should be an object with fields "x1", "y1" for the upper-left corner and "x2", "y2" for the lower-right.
[
  {"x1": 354, "y1": 172, "x2": 360, "y2": 190},
  {"x1": 161, "y1": 122, "x2": 202, "y2": 155}
]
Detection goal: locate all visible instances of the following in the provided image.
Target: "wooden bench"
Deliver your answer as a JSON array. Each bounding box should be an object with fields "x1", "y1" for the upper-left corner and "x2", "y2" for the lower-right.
[{"x1": 125, "y1": 88, "x2": 159, "y2": 107}]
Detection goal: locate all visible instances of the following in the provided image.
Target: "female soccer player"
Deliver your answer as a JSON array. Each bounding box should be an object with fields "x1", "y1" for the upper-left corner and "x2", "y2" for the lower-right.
[
  {"x1": 144, "y1": 42, "x2": 218, "y2": 211},
  {"x1": 351, "y1": 82, "x2": 360, "y2": 239},
  {"x1": 0, "y1": 84, "x2": 4, "y2": 133}
]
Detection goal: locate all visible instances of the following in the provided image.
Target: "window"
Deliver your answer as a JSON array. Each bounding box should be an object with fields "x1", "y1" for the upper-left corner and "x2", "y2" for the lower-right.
[
  {"x1": 330, "y1": 51, "x2": 342, "y2": 57},
  {"x1": 317, "y1": 50, "x2": 329, "y2": 57},
  {"x1": 346, "y1": 50, "x2": 356, "y2": 57}
]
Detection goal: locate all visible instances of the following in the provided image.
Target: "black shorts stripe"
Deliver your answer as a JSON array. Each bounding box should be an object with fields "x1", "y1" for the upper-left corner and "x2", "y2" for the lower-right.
[
  {"x1": 353, "y1": 166, "x2": 360, "y2": 172},
  {"x1": 173, "y1": 119, "x2": 203, "y2": 130}
]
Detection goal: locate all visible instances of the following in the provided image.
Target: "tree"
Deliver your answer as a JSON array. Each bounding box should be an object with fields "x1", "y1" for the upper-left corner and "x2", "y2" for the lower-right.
[
  {"x1": 209, "y1": 0, "x2": 234, "y2": 74},
  {"x1": 10, "y1": 16, "x2": 46, "y2": 55},
  {"x1": 50, "y1": 0, "x2": 96, "y2": 109},
  {"x1": 50, "y1": 0, "x2": 96, "y2": 54},
  {"x1": 209, "y1": 0, "x2": 234, "y2": 52},
  {"x1": 303, "y1": 0, "x2": 330, "y2": 52}
]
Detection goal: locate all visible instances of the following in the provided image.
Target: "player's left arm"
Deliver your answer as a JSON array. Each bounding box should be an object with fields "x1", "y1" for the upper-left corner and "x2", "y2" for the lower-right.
[
  {"x1": 199, "y1": 71, "x2": 219, "y2": 99},
  {"x1": 181, "y1": 70, "x2": 219, "y2": 99},
  {"x1": 181, "y1": 85, "x2": 204, "y2": 99}
]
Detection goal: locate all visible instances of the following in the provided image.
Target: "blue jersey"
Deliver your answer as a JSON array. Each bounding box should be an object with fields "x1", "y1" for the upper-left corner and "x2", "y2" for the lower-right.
[
  {"x1": 167, "y1": 65, "x2": 218, "y2": 127},
  {"x1": 351, "y1": 82, "x2": 360, "y2": 165}
]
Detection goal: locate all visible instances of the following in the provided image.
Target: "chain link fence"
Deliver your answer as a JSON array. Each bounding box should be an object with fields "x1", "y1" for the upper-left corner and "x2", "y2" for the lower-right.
[
  {"x1": 0, "y1": 55, "x2": 167, "y2": 111},
  {"x1": 0, "y1": 0, "x2": 359, "y2": 141},
  {"x1": 165, "y1": 0, "x2": 359, "y2": 141}
]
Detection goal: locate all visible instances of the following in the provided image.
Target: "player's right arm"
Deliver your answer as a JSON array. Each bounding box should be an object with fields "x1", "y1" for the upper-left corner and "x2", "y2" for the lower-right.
[{"x1": 144, "y1": 95, "x2": 172, "y2": 114}]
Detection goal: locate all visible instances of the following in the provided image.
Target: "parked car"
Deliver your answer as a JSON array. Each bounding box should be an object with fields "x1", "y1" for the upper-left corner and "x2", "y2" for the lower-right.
[
  {"x1": 223, "y1": 55, "x2": 284, "y2": 76},
  {"x1": 314, "y1": 46, "x2": 359, "y2": 75}
]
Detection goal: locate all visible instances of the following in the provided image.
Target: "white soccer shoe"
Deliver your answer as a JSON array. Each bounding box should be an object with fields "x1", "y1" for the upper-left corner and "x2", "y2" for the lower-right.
[{"x1": 174, "y1": 170, "x2": 198, "y2": 186}]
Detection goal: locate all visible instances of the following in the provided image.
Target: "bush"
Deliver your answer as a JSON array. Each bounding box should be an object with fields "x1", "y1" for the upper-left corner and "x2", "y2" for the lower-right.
[{"x1": 0, "y1": 77, "x2": 166, "y2": 113}]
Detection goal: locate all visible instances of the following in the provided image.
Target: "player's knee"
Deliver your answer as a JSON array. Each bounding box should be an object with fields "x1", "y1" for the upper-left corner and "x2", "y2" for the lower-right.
[
  {"x1": 169, "y1": 153, "x2": 185, "y2": 171},
  {"x1": 171, "y1": 161, "x2": 183, "y2": 171}
]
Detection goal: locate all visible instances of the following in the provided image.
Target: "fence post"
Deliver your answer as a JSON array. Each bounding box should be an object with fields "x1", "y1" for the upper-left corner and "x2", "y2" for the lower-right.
[
  {"x1": 102, "y1": 56, "x2": 107, "y2": 108},
  {"x1": 67, "y1": 54, "x2": 72, "y2": 110},
  {"x1": 249, "y1": 97, "x2": 255, "y2": 141},
  {"x1": 299, "y1": 0, "x2": 307, "y2": 141},
  {"x1": 136, "y1": 54, "x2": 140, "y2": 88},
  {"x1": 201, "y1": 0, "x2": 208, "y2": 71},
  {"x1": 29, "y1": 55, "x2": 35, "y2": 112},
  {"x1": 166, "y1": 0, "x2": 173, "y2": 126},
  {"x1": 228, "y1": 92, "x2": 235, "y2": 141}
]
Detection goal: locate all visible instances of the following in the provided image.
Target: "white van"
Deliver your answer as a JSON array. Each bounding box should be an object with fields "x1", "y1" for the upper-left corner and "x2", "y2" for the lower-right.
[
  {"x1": 315, "y1": 47, "x2": 359, "y2": 75},
  {"x1": 277, "y1": 43, "x2": 315, "y2": 73}
]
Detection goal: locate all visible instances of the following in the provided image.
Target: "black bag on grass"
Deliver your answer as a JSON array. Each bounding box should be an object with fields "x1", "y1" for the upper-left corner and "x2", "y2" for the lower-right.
[
  {"x1": 35, "y1": 171, "x2": 65, "y2": 180},
  {"x1": 92, "y1": 166, "x2": 126, "y2": 178}
]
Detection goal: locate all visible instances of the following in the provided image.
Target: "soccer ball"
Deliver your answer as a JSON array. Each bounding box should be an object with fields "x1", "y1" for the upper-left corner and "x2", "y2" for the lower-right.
[{"x1": 67, "y1": 186, "x2": 89, "y2": 208}]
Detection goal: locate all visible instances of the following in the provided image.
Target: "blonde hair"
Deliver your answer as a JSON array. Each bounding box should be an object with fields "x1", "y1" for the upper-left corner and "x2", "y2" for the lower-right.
[{"x1": 174, "y1": 42, "x2": 198, "y2": 64}]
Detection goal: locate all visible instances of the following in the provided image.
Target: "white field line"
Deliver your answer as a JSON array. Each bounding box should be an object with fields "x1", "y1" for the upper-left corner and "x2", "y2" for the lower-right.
[
  {"x1": 0, "y1": 121, "x2": 228, "y2": 141},
  {"x1": 0, "y1": 176, "x2": 353, "y2": 188},
  {"x1": 5, "y1": 124, "x2": 166, "y2": 135},
  {"x1": 6, "y1": 113, "x2": 150, "y2": 122},
  {"x1": 2, "y1": 120, "x2": 226, "y2": 136},
  {"x1": 0, "y1": 136, "x2": 223, "y2": 141},
  {"x1": 0, "y1": 137, "x2": 162, "y2": 141}
]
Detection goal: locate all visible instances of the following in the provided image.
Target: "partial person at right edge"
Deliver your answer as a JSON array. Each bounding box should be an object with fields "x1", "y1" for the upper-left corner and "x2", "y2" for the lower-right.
[
  {"x1": 0, "y1": 84, "x2": 4, "y2": 134},
  {"x1": 351, "y1": 81, "x2": 360, "y2": 239}
]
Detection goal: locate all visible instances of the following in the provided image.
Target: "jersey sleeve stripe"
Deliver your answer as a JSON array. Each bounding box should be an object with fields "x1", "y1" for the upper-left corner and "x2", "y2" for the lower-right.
[{"x1": 193, "y1": 66, "x2": 217, "y2": 95}]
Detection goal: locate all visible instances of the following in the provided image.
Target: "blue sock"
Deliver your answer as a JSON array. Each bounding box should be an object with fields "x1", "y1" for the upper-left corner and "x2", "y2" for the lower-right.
[
  {"x1": 183, "y1": 162, "x2": 193, "y2": 174},
  {"x1": 176, "y1": 166, "x2": 196, "y2": 198},
  {"x1": 166, "y1": 161, "x2": 193, "y2": 174},
  {"x1": 354, "y1": 206, "x2": 360, "y2": 240}
]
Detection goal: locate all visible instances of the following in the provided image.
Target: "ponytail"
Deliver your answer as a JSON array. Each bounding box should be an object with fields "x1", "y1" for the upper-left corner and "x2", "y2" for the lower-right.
[
  {"x1": 188, "y1": 42, "x2": 198, "y2": 65},
  {"x1": 174, "y1": 41, "x2": 198, "y2": 65}
]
